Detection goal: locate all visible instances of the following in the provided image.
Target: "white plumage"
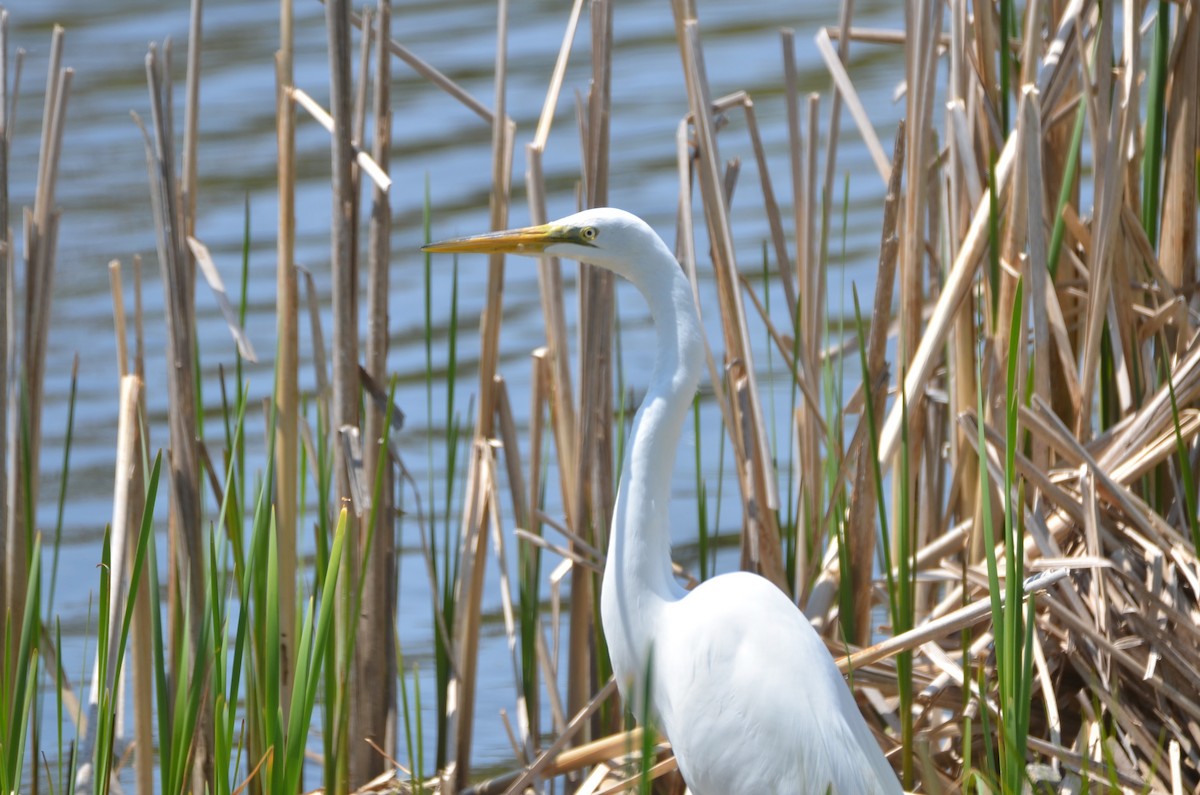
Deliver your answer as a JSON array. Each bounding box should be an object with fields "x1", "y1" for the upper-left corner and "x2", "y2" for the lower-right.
[{"x1": 426, "y1": 207, "x2": 903, "y2": 795}]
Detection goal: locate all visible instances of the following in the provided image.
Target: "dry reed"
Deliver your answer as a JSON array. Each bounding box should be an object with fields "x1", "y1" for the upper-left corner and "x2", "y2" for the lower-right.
[{"x1": 354, "y1": 0, "x2": 398, "y2": 783}]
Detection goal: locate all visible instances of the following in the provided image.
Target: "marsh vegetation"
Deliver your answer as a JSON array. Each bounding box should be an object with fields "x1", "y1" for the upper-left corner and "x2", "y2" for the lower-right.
[{"x1": 0, "y1": 0, "x2": 1198, "y2": 793}]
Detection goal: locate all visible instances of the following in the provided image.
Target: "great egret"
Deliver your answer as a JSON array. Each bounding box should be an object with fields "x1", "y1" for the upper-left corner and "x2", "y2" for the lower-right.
[{"x1": 425, "y1": 208, "x2": 903, "y2": 794}]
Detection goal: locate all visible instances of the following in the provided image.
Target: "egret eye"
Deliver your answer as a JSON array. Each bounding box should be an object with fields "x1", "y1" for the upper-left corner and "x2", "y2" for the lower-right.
[{"x1": 581, "y1": 226, "x2": 598, "y2": 241}]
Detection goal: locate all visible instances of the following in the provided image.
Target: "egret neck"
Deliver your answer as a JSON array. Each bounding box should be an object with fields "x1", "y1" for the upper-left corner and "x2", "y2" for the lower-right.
[{"x1": 600, "y1": 245, "x2": 704, "y2": 698}]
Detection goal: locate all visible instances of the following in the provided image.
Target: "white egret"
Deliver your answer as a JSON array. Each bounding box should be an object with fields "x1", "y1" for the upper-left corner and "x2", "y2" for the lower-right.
[{"x1": 425, "y1": 208, "x2": 903, "y2": 794}]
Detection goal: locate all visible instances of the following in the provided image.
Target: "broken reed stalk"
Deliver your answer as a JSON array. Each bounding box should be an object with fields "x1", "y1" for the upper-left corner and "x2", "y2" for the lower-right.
[
  {"x1": 108, "y1": 260, "x2": 154, "y2": 795},
  {"x1": 353, "y1": 0, "x2": 396, "y2": 784},
  {"x1": 945, "y1": 0, "x2": 980, "y2": 552},
  {"x1": 791, "y1": 2, "x2": 848, "y2": 605},
  {"x1": 323, "y1": 0, "x2": 359, "y2": 786},
  {"x1": 324, "y1": 0, "x2": 357, "y2": 535},
  {"x1": 481, "y1": 396, "x2": 535, "y2": 761},
  {"x1": 1020, "y1": 87, "x2": 1051, "y2": 472},
  {"x1": 179, "y1": 0, "x2": 205, "y2": 625},
  {"x1": 274, "y1": 0, "x2": 299, "y2": 731},
  {"x1": 671, "y1": 0, "x2": 787, "y2": 592},
  {"x1": 845, "y1": 121, "x2": 904, "y2": 645},
  {"x1": 521, "y1": 0, "x2": 585, "y2": 756},
  {"x1": 896, "y1": 1, "x2": 940, "y2": 614},
  {"x1": 780, "y1": 29, "x2": 803, "y2": 321},
  {"x1": 876, "y1": 132, "x2": 1018, "y2": 469},
  {"x1": 525, "y1": 0, "x2": 581, "y2": 521},
  {"x1": 566, "y1": 0, "x2": 614, "y2": 740},
  {"x1": 447, "y1": 0, "x2": 514, "y2": 786},
  {"x1": 328, "y1": 0, "x2": 495, "y2": 125},
  {"x1": 76, "y1": 374, "x2": 142, "y2": 785},
  {"x1": 7, "y1": 30, "x2": 69, "y2": 795},
  {"x1": 140, "y1": 38, "x2": 210, "y2": 793},
  {"x1": 342, "y1": 0, "x2": 376, "y2": 777},
  {"x1": 462, "y1": 727, "x2": 646, "y2": 795},
  {"x1": 1158, "y1": 4, "x2": 1198, "y2": 306},
  {"x1": 6, "y1": 23, "x2": 68, "y2": 688}
]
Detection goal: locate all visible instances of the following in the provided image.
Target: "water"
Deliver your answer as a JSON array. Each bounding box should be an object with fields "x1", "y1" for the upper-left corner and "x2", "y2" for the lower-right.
[{"x1": 8, "y1": 0, "x2": 905, "y2": 776}]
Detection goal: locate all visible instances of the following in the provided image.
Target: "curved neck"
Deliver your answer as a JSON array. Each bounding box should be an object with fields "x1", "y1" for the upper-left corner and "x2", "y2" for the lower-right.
[{"x1": 602, "y1": 250, "x2": 704, "y2": 677}]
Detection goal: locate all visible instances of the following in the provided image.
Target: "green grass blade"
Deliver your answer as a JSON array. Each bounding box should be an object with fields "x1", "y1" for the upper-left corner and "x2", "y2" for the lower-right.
[
  {"x1": 283, "y1": 508, "x2": 348, "y2": 795},
  {"x1": 47, "y1": 356, "x2": 80, "y2": 623},
  {"x1": 4, "y1": 539, "x2": 42, "y2": 793},
  {"x1": 1140, "y1": 2, "x2": 1170, "y2": 245}
]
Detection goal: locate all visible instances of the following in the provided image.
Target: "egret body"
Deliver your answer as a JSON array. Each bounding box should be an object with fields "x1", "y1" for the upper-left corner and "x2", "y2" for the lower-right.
[{"x1": 426, "y1": 208, "x2": 902, "y2": 795}]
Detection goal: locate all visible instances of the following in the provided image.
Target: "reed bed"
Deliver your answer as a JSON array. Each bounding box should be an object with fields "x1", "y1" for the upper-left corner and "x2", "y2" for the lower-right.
[{"x1": 0, "y1": 0, "x2": 1197, "y2": 794}]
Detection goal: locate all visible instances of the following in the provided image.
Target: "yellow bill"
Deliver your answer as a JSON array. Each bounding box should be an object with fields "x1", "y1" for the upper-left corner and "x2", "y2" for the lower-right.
[{"x1": 422, "y1": 223, "x2": 593, "y2": 255}]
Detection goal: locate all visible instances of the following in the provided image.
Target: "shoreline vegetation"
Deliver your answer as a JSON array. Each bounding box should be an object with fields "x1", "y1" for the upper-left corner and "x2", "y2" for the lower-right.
[{"x1": 1, "y1": 0, "x2": 1199, "y2": 793}]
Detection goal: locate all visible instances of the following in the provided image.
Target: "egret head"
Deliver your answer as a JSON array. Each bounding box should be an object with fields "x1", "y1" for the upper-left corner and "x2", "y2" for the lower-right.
[{"x1": 423, "y1": 207, "x2": 672, "y2": 284}]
